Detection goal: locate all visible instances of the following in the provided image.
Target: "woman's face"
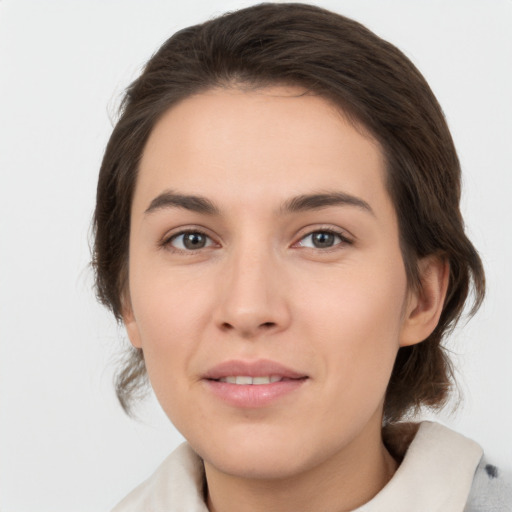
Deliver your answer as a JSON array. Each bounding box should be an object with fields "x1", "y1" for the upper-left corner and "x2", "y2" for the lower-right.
[{"x1": 125, "y1": 86, "x2": 420, "y2": 479}]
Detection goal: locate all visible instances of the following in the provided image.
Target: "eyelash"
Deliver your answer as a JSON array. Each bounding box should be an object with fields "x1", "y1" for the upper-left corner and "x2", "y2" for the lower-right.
[
  {"x1": 161, "y1": 227, "x2": 352, "y2": 253},
  {"x1": 293, "y1": 228, "x2": 352, "y2": 250},
  {"x1": 161, "y1": 229, "x2": 216, "y2": 253}
]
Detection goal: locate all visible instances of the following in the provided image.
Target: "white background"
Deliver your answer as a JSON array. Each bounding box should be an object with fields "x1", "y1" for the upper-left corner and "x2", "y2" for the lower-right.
[{"x1": 0, "y1": 1, "x2": 511, "y2": 510}]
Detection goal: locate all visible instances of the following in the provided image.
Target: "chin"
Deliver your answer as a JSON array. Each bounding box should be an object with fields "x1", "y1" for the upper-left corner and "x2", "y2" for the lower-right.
[
  {"x1": 188, "y1": 425, "x2": 334, "y2": 481},
  {"x1": 204, "y1": 446, "x2": 312, "y2": 480}
]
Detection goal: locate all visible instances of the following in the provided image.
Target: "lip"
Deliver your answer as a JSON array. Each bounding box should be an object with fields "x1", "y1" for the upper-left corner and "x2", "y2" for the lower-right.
[
  {"x1": 202, "y1": 359, "x2": 308, "y2": 408},
  {"x1": 203, "y1": 359, "x2": 307, "y2": 380}
]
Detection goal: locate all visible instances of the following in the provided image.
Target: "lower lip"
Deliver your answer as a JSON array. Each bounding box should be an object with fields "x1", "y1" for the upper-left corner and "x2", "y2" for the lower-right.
[{"x1": 203, "y1": 378, "x2": 307, "y2": 408}]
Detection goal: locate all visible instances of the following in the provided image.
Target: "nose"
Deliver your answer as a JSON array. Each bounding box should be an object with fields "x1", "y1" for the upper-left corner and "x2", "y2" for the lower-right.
[{"x1": 213, "y1": 243, "x2": 291, "y2": 339}]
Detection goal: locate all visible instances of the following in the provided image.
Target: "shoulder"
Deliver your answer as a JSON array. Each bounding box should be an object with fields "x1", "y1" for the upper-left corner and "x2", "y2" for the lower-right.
[
  {"x1": 408, "y1": 422, "x2": 512, "y2": 512},
  {"x1": 371, "y1": 421, "x2": 510, "y2": 511},
  {"x1": 111, "y1": 443, "x2": 208, "y2": 512},
  {"x1": 464, "y1": 457, "x2": 512, "y2": 512}
]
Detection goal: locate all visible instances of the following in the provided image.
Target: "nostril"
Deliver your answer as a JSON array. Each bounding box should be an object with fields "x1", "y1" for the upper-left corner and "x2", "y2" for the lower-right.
[
  {"x1": 217, "y1": 320, "x2": 278, "y2": 335},
  {"x1": 220, "y1": 322, "x2": 277, "y2": 332}
]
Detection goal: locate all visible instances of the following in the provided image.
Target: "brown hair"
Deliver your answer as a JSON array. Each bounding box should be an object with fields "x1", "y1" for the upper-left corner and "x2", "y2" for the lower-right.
[{"x1": 93, "y1": 2, "x2": 485, "y2": 422}]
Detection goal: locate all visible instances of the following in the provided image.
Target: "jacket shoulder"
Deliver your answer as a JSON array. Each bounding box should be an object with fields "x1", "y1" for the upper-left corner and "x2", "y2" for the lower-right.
[
  {"x1": 111, "y1": 443, "x2": 208, "y2": 512},
  {"x1": 465, "y1": 457, "x2": 512, "y2": 512}
]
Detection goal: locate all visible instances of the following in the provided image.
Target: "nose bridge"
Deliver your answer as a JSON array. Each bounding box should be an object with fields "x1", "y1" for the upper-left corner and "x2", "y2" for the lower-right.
[{"x1": 215, "y1": 233, "x2": 289, "y2": 337}]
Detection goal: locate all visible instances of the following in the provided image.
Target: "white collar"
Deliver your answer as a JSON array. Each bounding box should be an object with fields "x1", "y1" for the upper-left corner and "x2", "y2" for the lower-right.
[
  {"x1": 112, "y1": 421, "x2": 483, "y2": 512},
  {"x1": 355, "y1": 421, "x2": 483, "y2": 511}
]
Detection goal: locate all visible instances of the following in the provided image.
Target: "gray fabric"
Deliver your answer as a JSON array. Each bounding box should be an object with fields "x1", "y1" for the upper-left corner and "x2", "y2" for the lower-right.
[{"x1": 464, "y1": 457, "x2": 512, "y2": 512}]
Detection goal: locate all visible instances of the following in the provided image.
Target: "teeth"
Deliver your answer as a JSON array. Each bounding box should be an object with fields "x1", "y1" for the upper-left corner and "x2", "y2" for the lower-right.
[
  {"x1": 236, "y1": 376, "x2": 253, "y2": 385},
  {"x1": 252, "y1": 376, "x2": 271, "y2": 385},
  {"x1": 218, "y1": 376, "x2": 282, "y2": 385}
]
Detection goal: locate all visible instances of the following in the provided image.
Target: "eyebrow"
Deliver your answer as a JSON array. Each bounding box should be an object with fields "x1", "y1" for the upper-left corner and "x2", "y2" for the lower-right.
[
  {"x1": 144, "y1": 190, "x2": 374, "y2": 217},
  {"x1": 281, "y1": 192, "x2": 374, "y2": 216},
  {"x1": 145, "y1": 191, "x2": 220, "y2": 216}
]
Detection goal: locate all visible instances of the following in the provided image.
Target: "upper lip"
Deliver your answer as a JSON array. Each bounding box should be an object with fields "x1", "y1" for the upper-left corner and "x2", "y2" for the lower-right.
[{"x1": 203, "y1": 359, "x2": 307, "y2": 380}]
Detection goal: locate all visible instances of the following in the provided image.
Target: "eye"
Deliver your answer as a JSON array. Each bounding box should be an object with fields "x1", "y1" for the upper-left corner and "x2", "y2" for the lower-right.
[
  {"x1": 296, "y1": 230, "x2": 349, "y2": 249},
  {"x1": 166, "y1": 231, "x2": 214, "y2": 251}
]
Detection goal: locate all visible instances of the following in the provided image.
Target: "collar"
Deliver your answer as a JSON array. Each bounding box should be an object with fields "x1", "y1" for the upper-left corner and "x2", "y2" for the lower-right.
[
  {"x1": 355, "y1": 421, "x2": 483, "y2": 511},
  {"x1": 112, "y1": 421, "x2": 483, "y2": 512}
]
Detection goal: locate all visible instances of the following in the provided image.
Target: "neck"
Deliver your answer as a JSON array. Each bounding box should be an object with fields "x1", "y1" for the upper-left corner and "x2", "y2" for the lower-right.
[{"x1": 204, "y1": 418, "x2": 398, "y2": 512}]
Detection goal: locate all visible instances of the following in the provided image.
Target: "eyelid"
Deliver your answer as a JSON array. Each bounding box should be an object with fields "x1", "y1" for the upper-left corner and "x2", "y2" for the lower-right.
[
  {"x1": 292, "y1": 226, "x2": 353, "y2": 249},
  {"x1": 160, "y1": 226, "x2": 219, "y2": 252},
  {"x1": 158, "y1": 224, "x2": 353, "y2": 253}
]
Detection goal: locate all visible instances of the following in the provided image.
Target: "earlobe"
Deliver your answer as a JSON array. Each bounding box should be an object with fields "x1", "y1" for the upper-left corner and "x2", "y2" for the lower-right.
[{"x1": 399, "y1": 255, "x2": 450, "y2": 347}]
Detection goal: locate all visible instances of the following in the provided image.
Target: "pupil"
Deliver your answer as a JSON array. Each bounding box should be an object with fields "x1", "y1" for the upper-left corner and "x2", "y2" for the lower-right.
[
  {"x1": 313, "y1": 232, "x2": 334, "y2": 248},
  {"x1": 184, "y1": 233, "x2": 206, "y2": 249}
]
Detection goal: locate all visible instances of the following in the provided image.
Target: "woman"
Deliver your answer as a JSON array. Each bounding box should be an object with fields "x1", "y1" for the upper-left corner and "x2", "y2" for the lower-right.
[{"x1": 93, "y1": 3, "x2": 511, "y2": 510}]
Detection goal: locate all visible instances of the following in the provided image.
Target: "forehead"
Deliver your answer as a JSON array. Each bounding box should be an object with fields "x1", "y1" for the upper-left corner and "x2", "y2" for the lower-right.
[{"x1": 135, "y1": 86, "x2": 391, "y2": 218}]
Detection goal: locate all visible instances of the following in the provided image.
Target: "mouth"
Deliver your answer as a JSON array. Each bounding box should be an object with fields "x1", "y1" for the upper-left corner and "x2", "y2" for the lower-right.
[
  {"x1": 216, "y1": 375, "x2": 290, "y2": 385},
  {"x1": 202, "y1": 360, "x2": 308, "y2": 407},
  {"x1": 203, "y1": 359, "x2": 308, "y2": 382}
]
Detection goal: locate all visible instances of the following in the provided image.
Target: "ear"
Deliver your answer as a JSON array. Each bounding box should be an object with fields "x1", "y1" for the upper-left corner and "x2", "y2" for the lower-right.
[
  {"x1": 399, "y1": 255, "x2": 450, "y2": 347},
  {"x1": 121, "y1": 291, "x2": 143, "y2": 349}
]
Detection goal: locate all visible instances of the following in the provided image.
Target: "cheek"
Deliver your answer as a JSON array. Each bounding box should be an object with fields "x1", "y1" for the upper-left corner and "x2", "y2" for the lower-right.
[
  {"x1": 127, "y1": 262, "x2": 216, "y2": 389},
  {"x1": 296, "y1": 260, "x2": 407, "y2": 399},
  {"x1": 130, "y1": 255, "x2": 213, "y2": 335},
  {"x1": 128, "y1": 277, "x2": 205, "y2": 425}
]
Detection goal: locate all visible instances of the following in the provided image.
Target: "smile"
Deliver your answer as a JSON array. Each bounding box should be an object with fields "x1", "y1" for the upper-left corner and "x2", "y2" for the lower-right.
[
  {"x1": 218, "y1": 376, "x2": 283, "y2": 385},
  {"x1": 203, "y1": 359, "x2": 307, "y2": 381},
  {"x1": 202, "y1": 360, "x2": 308, "y2": 408}
]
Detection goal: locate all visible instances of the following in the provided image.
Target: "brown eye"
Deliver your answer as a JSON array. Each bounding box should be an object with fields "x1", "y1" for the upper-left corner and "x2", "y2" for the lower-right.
[{"x1": 169, "y1": 231, "x2": 213, "y2": 250}]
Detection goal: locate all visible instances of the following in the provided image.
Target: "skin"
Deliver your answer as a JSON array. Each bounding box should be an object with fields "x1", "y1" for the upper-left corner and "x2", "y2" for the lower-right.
[{"x1": 124, "y1": 86, "x2": 448, "y2": 512}]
